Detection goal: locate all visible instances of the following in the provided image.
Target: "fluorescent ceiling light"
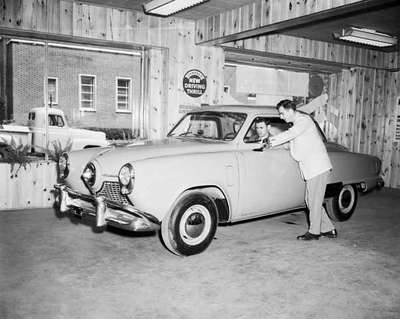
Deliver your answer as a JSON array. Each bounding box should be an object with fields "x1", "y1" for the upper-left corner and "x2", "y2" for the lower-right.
[
  {"x1": 143, "y1": 0, "x2": 208, "y2": 16},
  {"x1": 336, "y1": 27, "x2": 397, "y2": 48}
]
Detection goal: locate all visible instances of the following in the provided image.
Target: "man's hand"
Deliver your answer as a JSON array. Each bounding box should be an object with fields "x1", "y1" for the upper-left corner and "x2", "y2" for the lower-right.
[{"x1": 262, "y1": 137, "x2": 271, "y2": 149}]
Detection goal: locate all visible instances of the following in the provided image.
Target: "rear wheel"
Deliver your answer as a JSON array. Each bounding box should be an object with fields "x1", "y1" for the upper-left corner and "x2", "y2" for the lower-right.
[
  {"x1": 325, "y1": 184, "x2": 358, "y2": 221},
  {"x1": 161, "y1": 192, "x2": 217, "y2": 256}
]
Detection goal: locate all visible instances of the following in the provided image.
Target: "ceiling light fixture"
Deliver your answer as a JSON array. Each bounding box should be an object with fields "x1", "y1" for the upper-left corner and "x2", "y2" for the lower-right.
[
  {"x1": 335, "y1": 27, "x2": 397, "y2": 48},
  {"x1": 143, "y1": 0, "x2": 209, "y2": 17}
]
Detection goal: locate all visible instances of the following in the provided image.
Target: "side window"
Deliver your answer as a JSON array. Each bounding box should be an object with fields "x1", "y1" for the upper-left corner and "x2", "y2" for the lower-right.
[
  {"x1": 49, "y1": 114, "x2": 57, "y2": 126},
  {"x1": 244, "y1": 117, "x2": 291, "y2": 143},
  {"x1": 56, "y1": 115, "x2": 65, "y2": 127},
  {"x1": 48, "y1": 115, "x2": 64, "y2": 127}
]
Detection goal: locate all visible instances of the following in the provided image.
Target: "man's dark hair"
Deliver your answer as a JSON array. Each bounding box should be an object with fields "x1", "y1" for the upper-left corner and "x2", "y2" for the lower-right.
[
  {"x1": 276, "y1": 99, "x2": 296, "y2": 111},
  {"x1": 255, "y1": 117, "x2": 269, "y2": 125}
]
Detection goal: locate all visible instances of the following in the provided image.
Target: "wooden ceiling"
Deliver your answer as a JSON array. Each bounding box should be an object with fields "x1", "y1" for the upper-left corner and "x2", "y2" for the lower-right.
[
  {"x1": 78, "y1": 0, "x2": 399, "y2": 52},
  {"x1": 75, "y1": 0, "x2": 257, "y2": 19}
]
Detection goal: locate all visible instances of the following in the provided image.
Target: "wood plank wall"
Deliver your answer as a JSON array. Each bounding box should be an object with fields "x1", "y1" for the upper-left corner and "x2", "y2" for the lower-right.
[
  {"x1": 196, "y1": 0, "x2": 399, "y2": 70},
  {"x1": 0, "y1": 0, "x2": 225, "y2": 136},
  {"x1": 0, "y1": 161, "x2": 57, "y2": 209},
  {"x1": 328, "y1": 69, "x2": 400, "y2": 188}
]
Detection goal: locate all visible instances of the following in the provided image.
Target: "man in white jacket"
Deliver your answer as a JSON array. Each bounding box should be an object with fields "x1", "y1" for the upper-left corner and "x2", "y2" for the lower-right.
[{"x1": 268, "y1": 99, "x2": 337, "y2": 240}]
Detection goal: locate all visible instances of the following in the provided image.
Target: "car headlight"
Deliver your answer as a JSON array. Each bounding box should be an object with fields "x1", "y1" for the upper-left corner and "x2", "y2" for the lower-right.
[
  {"x1": 118, "y1": 163, "x2": 134, "y2": 195},
  {"x1": 58, "y1": 153, "x2": 69, "y2": 179},
  {"x1": 81, "y1": 162, "x2": 96, "y2": 187}
]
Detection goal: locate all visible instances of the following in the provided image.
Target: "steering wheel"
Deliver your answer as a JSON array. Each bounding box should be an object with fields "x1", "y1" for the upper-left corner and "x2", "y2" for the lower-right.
[
  {"x1": 223, "y1": 132, "x2": 236, "y2": 140},
  {"x1": 261, "y1": 136, "x2": 270, "y2": 144}
]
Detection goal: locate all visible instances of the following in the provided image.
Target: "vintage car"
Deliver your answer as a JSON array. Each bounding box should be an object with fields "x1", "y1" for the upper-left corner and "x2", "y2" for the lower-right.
[{"x1": 55, "y1": 105, "x2": 384, "y2": 256}]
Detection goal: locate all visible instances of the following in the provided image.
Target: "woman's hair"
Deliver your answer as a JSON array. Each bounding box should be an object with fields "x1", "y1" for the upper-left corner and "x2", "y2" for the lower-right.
[{"x1": 276, "y1": 99, "x2": 296, "y2": 111}]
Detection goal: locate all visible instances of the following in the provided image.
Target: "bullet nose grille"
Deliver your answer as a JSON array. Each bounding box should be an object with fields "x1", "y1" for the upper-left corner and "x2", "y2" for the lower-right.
[{"x1": 97, "y1": 181, "x2": 130, "y2": 206}]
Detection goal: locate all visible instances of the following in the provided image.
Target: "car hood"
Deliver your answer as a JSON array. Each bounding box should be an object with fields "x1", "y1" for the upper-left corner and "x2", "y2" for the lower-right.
[{"x1": 92, "y1": 137, "x2": 233, "y2": 171}]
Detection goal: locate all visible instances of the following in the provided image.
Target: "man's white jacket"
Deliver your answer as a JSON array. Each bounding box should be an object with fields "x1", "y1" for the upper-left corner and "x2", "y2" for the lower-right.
[{"x1": 269, "y1": 112, "x2": 332, "y2": 180}]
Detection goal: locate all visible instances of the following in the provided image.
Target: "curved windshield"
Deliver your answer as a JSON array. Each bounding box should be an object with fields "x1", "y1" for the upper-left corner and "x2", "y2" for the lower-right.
[{"x1": 168, "y1": 111, "x2": 247, "y2": 141}]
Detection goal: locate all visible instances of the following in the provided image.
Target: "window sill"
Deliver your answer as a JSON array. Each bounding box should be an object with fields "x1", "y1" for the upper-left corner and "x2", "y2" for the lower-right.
[{"x1": 116, "y1": 110, "x2": 132, "y2": 114}]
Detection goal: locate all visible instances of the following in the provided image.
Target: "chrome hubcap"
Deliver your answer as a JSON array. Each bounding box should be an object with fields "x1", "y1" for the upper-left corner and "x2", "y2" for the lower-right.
[
  {"x1": 339, "y1": 185, "x2": 355, "y2": 214},
  {"x1": 179, "y1": 204, "x2": 211, "y2": 245}
]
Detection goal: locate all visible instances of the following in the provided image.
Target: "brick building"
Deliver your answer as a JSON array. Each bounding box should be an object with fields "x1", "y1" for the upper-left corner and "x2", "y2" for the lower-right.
[{"x1": 6, "y1": 41, "x2": 142, "y2": 132}]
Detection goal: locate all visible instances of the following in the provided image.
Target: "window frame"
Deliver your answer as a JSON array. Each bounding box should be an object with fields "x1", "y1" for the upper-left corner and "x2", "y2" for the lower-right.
[
  {"x1": 79, "y1": 74, "x2": 97, "y2": 112},
  {"x1": 47, "y1": 77, "x2": 58, "y2": 106},
  {"x1": 115, "y1": 77, "x2": 132, "y2": 113}
]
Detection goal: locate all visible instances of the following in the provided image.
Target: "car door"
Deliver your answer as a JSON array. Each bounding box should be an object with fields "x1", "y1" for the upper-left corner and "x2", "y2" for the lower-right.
[{"x1": 233, "y1": 116, "x2": 305, "y2": 221}]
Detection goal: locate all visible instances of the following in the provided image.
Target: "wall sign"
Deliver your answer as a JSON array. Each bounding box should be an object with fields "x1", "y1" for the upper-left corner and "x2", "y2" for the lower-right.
[{"x1": 183, "y1": 69, "x2": 207, "y2": 98}]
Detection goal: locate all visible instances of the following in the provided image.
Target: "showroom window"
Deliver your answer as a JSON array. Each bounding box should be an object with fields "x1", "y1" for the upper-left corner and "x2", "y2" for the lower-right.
[
  {"x1": 79, "y1": 74, "x2": 96, "y2": 111},
  {"x1": 47, "y1": 77, "x2": 58, "y2": 105},
  {"x1": 116, "y1": 77, "x2": 132, "y2": 112}
]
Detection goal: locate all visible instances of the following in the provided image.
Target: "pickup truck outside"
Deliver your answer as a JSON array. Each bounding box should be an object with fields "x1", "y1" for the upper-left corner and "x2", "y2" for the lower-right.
[{"x1": 0, "y1": 107, "x2": 108, "y2": 159}]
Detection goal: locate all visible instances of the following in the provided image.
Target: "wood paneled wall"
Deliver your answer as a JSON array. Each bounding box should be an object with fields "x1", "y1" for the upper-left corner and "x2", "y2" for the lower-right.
[
  {"x1": 196, "y1": 0, "x2": 398, "y2": 70},
  {"x1": 0, "y1": 0, "x2": 225, "y2": 136},
  {"x1": 328, "y1": 69, "x2": 400, "y2": 188},
  {"x1": 0, "y1": 161, "x2": 57, "y2": 209}
]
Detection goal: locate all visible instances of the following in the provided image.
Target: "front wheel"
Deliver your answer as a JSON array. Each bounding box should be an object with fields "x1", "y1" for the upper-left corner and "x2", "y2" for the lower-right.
[
  {"x1": 161, "y1": 192, "x2": 218, "y2": 256},
  {"x1": 325, "y1": 184, "x2": 358, "y2": 221}
]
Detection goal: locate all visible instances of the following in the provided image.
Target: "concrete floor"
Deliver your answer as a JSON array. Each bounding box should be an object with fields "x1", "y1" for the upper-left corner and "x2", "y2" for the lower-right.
[{"x1": 0, "y1": 188, "x2": 399, "y2": 319}]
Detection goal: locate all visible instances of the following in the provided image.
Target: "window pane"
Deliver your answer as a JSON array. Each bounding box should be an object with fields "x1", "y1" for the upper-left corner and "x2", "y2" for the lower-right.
[
  {"x1": 81, "y1": 101, "x2": 92, "y2": 109},
  {"x1": 81, "y1": 76, "x2": 93, "y2": 85},
  {"x1": 80, "y1": 76, "x2": 95, "y2": 109},
  {"x1": 56, "y1": 116, "x2": 65, "y2": 127},
  {"x1": 49, "y1": 115, "x2": 57, "y2": 126},
  {"x1": 118, "y1": 79, "x2": 129, "y2": 87},
  {"x1": 117, "y1": 78, "x2": 130, "y2": 111},
  {"x1": 81, "y1": 93, "x2": 93, "y2": 100},
  {"x1": 81, "y1": 85, "x2": 93, "y2": 93},
  {"x1": 118, "y1": 87, "x2": 128, "y2": 95},
  {"x1": 48, "y1": 78, "x2": 57, "y2": 104}
]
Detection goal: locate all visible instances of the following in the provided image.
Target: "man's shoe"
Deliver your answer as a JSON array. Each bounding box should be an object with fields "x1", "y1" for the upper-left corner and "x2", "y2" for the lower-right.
[
  {"x1": 296, "y1": 232, "x2": 320, "y2": 240},
  {"x1": 321, "y1": 229, "x2": 338, "y2": 238}
]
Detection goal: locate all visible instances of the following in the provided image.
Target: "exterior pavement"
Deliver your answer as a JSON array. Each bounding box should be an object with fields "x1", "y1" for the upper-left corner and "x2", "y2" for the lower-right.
[{"x1": 0, "y1": 187, "x2": 399, "y2": 319}]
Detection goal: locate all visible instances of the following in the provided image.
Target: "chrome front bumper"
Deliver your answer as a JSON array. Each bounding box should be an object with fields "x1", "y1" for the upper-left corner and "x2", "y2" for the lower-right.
[{"x1": 54, "y1": 184, "x2": 160, "y2": 232}]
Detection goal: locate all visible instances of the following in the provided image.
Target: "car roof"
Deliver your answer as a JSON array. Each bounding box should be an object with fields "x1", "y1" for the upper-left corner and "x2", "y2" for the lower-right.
[{"x1": 190, "y1": 104, "x2": 279, "y2": 116}]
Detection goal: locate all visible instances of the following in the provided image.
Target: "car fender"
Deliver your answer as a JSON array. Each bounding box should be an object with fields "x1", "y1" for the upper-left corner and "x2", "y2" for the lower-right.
[
  {"x1": 126, "y1": 152, "x2": 239, "y2": 222},
  {"x1": 328, "y1": 151, "x2": 382, "y2": 190},
  {"x1": 164, "y1": 186, "x2": 231, "y2": 224},
  {"x1": 71, "y1": 138, "x2": 109, "y2": 150}
]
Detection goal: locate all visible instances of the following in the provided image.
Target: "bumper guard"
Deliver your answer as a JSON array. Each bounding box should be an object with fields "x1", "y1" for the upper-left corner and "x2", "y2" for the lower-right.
[{"x1": 54, "y1": 184, "x2": 160, "y2": 232}]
